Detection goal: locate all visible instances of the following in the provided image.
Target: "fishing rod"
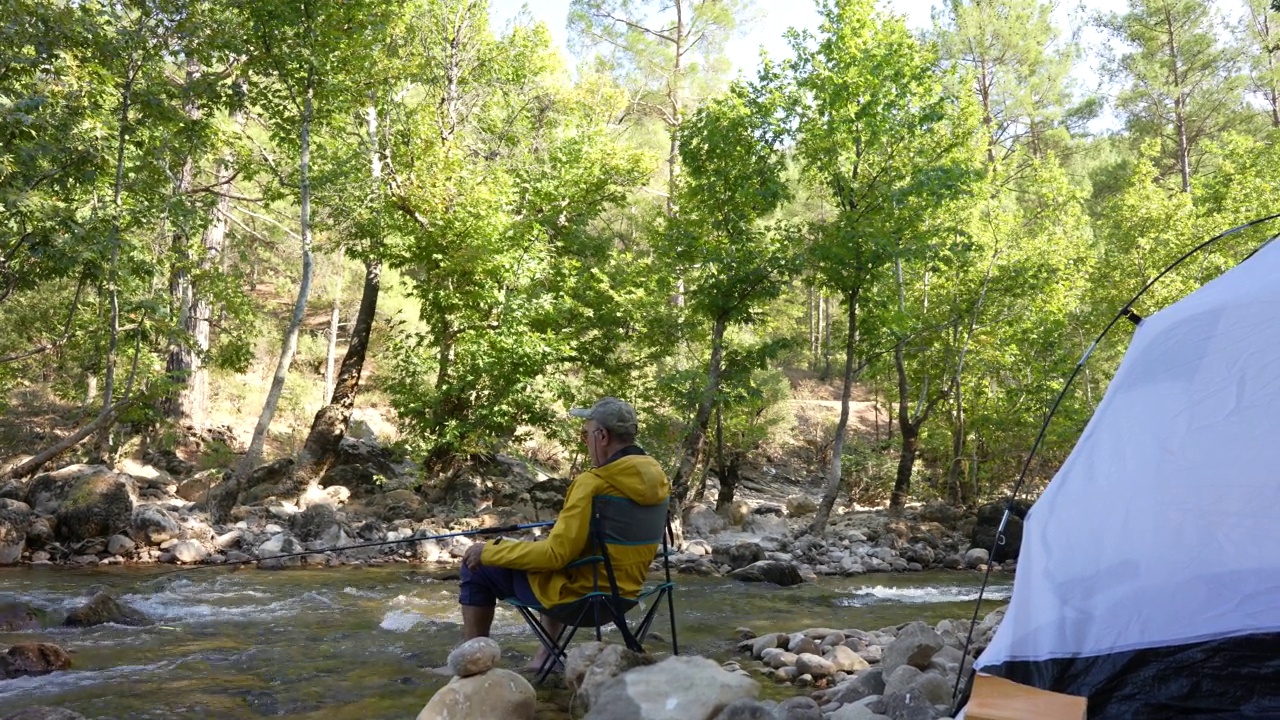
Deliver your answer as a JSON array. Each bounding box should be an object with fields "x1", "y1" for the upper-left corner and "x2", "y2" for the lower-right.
[
  {"x1": 949, "y1": 212, "x2": 1280, "y2": 712},
  {"x1": 145, "y1": 520, "x2": 556, "y2": 580}
]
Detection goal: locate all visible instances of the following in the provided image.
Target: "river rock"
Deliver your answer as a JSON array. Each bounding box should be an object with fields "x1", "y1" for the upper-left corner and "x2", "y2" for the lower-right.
[
  {"x1": 0, "y1": 643, "x2": 72, "y2": 678},
  {"x1": 175, "y1": 469, "x2": 223, "y2": 502},
  {"x1": 765, "y1": 650, "x2": 797, "y2": 669},
  {"x1": 447, "y1": 637, "x2": 501, "y2": 678},
  {"x1": 883, "y1": 665, "x2": 924, "y2": 698},
  {"x1": 0, "y1": 603, "x2": 43, "y2": 631},
  {"x1": 830, "y1": 703, "x2": 891, "y2": 720},
  {"x1": 106, "y1": 534, "x2": 135, "y2": 556},
  {"x1": 882, "y1": 685, "x2": 944, "y2": 720},
  {"x1": 776, "y1": 696, "x2": 822, "y2": 720},
  {"x1": 795, "y1": 653, "x2": 835, "y2": 678},
  {"x1": 25, "y1": 465, "x2": 102, "y2": 514},
  {"x1": 826, "y1": 644, "x2": 870, "y2": 673},
  {"x1": 751, "y1": 633, "x2": 785, "y2": 659},
  {"x1": 728, "y1": 560, "x2": 804, "y2": 587},
  {"x1": 815, "y1": 667, "x2": 885, "y2": 706},
  {"x1": 711, "y1": 699, "x2": 773, "y2": 720},
  {"x1": 566, "y1": 642, "x2": 652, "y2": 707},
  {"x1": 585, "y1": 655, "x2": 760, "y2": 720},
  {"x1": 168, "y1": 539, "x2": 207, "y2": 564},
  {"x1": 743, "y1": 514, "x2": 788, "y2": 538},
  {"x1": 53, "y1": 471, "x2": 135, "y2": 543},
  {"x1": 64, "y1": 591, "x2": 152, "y2": 627},
  {"x1": 713, "y1": 541, "x2": 766, "y2": 570},
  {"x1": 785, "y1": 495, "x2": 818, "y2": 517},
  {"x1": 727, "y1": 501, "x2": 751, "y2": 526},
  {"x1": 881, "y1": 622, "x2": 943, "y2": 676},
  {"x1": 130, "y1": 505, "x2": 180, "y2": 545},
  {"x1": 0, "y1": 504, "x2": 29, "y2": 564},
  {"x1": 0, "y1": 708, "x2": 88, "y2": 720},
  {"x1": 684, "y1": 503, "x2": 727, "y2": 537},
  {"x1": 416, "y1": 667, "x2": 535, "y2": 720},
  {"x1": 893, "y1": 672, "x2": 953, "y2": 708},
  {"x1": 963, "y1": 548, "x2": 989, "y2": 569},
  {"x1": 291, "y1": 504, "x2": 339, "y2": 542}
]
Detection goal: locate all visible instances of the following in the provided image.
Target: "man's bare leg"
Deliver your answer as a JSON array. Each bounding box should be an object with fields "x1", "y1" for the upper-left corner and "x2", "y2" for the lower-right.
[
  {"x1": 528, "y1": 613, "x2": 566, "y2": 672},
  {"x1": 462, "y1": 605, "x2": 495, "y2": 640}
]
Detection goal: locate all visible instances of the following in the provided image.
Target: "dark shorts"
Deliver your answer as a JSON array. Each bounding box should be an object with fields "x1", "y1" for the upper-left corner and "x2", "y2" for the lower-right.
[{"x1": 459, "y1": 563, "x2": 540, "y2": 608}]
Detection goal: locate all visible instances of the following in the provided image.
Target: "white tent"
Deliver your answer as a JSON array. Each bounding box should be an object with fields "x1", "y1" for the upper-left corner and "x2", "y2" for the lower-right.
[{"x1": 970, "y1": 240, "x2": 1280, "y2": 718}]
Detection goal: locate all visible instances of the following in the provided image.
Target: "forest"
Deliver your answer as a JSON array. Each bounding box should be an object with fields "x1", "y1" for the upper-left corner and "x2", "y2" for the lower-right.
[{"x1": 4, "y1": 0, "x2": 1280, "y2": 526}]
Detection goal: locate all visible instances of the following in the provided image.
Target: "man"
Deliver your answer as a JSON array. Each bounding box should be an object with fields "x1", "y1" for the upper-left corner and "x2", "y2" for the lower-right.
[{"x1": 458, "y1": 397, "x2": 670, "y2": 672}]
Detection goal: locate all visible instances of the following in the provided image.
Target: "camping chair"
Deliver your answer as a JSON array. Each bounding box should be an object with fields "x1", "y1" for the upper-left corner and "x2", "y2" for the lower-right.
[{"x1": 502, "y1": 495, "x2": 678, "y2": 684}]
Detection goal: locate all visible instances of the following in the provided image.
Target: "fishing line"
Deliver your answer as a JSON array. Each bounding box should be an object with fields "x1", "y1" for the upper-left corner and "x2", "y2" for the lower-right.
[
  {"x1": 137, "y1": 520, "x2": 555, "y2": 583},
  {"x1": 950, "y1": 213, "x2": 1280, "y2": 712}
]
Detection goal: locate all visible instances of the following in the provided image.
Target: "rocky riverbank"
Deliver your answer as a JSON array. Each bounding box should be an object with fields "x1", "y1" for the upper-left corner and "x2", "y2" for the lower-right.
[
  {"x1": 0, "y1": 438, "x2": 1017, "y2": 582},
  {"x1": 405, "y1": 603, "x2": 1008, "y2": 720}
]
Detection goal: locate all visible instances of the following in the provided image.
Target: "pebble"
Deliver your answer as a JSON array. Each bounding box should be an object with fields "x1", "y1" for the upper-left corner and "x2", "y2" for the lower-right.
[{"x1": 447, "y1": 637, "x2": 501, "y2": 678}]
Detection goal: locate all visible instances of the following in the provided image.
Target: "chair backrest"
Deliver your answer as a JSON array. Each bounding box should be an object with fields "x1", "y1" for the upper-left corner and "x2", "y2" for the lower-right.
[{"x1": 591, "y1": 494, "x2": 669, "y2": 548}]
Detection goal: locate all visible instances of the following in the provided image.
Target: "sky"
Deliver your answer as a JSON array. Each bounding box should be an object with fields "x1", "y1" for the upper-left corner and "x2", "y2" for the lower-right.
[{"x1": 488, "y1": 0, "x2": 1126, "y2": 131}]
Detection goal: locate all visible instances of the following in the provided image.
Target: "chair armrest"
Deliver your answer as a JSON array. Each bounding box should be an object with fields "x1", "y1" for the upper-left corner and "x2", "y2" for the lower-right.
[{"x1": 565, "y1": 555, "x2": 604, "y2": 570}]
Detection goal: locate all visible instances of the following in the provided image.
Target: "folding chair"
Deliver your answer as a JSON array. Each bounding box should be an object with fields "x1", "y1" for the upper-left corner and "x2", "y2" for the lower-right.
[{"x1": 503, "y1": 494, "x2": 678, "y2": 684}]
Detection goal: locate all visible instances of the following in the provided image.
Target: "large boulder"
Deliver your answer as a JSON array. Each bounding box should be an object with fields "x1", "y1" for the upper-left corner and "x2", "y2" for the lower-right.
[
  {"x1": 130, "y1": 505, "x2": 181, "y2": 545},
  {"x1": 415, "y1": 668, "x2": 535, "y2": 720},
  {"x1": 881, "y1": 623, "x2": 944, "y2": 677},
  {"x1": 291, "y1": 504, "x2": 339, "y2": 543},
  {"x1": 0, "y1": 603, "x2": 45, "y2": 631},
  {"x1": 0, "y1": 643, "x2": 72, "y2": 678},
  {"x1": 585, "y1": 654, "x2": 760, "y2": 720},
  {"x1": 786, "y1": 495, "x2": 818, "y2": 517},
  {"x1": 25, "y1": 465, "x2": 106, "y2": 514},
  {"x1": 565, "y1": 641, "x2": 652, "y2": 708},
  {"x1": 969, "y1": 500, "x2": 1029, "y2": 562},
  {"x1": 712, "y1": 541, "x2": 766, "y2": 571},
  {"x1": 176, "y1": 469, "x2": 225, "y2": 503},
  {"x1": 63, "y1": 592, "x2": 152, "y2": 627},
  {"x1": 0, "y1": 503, "x2": 30, "y2": 564},
  {"x1": 684, "y1": 503, "x2": 727, "y2": 537},
  {"x1": 728, "y1": 560, "x2": 804, "y2": 587},
  {"x1": 54, "y1": 471, "x2": 136, "y2": 543}
]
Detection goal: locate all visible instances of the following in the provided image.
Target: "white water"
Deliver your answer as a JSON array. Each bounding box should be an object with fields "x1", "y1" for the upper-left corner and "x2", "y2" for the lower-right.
[{"x1": 836, "y1": 583, "x2": 1012, "y2": 607}]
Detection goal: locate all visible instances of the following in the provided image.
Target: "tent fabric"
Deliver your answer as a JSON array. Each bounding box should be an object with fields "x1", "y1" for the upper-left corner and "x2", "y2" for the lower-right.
[{"x1": 971, "y1": 240, "x2": 1280, "y2": 718}]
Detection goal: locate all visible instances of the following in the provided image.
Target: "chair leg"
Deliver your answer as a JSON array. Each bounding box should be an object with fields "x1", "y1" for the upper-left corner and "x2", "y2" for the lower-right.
[{"x1": 666, "y1": 588, "x2": 678, "y2": 656}]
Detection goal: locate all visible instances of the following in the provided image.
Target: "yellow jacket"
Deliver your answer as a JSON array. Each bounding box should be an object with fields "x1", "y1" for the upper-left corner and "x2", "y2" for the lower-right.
[{"x1": 480, "y1": 450, "x2": 670, "y2": 608}]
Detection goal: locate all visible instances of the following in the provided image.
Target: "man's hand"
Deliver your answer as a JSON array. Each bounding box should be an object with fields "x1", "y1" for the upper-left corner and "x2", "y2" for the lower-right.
[{"x1": 463, "y1": 542, "x2": 485, "y2": 571}]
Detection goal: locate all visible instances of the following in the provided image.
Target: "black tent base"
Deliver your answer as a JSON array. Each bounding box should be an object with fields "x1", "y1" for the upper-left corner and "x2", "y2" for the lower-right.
[{"x1": 977, "y1": 631, "x2": 1280, "y2": 719}]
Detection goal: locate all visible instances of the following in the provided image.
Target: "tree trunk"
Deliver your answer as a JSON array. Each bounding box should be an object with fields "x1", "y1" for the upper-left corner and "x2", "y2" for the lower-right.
[
  {"x1": 165, "y1": 146, "x2": 230, "y2": 425},
  {"x1": 891, "y1": 421, "x2": 920, "y2": 513},
  {"x1": 811, "y1": 290, "x2": 858, "y2": 534},
  {"x1": 821, "y1": 292, "x2": 832, "y2": 380},
  {"x1": 298, "y1": 103, "x2": 384, "y2": 477},
  {"x1": 945, "y1": 383, "x2": 966, "y2": 505},
  {"x1": 322, "y1": 249, "x2": 345, "y2": 401},
  {"x1": 672, "y1": 315, "x2": 727, "y2": 504},
  {"x1": 242, "y1": 78, "x2": 316, "y2": 473},
  {"x1": 715, "y1": 455, "x2": 740, "y2": 515},
  {"x1": 299, "y1": 257, "x2": 380, "y2": 475}
]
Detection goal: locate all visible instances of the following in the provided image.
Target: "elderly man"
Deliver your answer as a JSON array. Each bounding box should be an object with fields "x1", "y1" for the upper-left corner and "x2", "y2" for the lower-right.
[{"x1": 458, "y1": 397, "x2": 670, "y2": 672}]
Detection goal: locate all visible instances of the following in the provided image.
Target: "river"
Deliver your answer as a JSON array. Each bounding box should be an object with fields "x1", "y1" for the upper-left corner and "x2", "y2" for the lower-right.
[{"x1": 0, "y1": 567, "x2": 1011, "y2": 718}]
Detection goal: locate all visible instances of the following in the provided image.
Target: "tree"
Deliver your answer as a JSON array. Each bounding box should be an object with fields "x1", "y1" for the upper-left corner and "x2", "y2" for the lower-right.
[
  {"x1": 789, "y1": 0, "x2": 980, "y2": 530},
  {"x1": 666, "y1": 73, "x2": 795, "y2": 504},
  {"x1": 1102, "y1": 0, "x2": 1246, "y2": 193},
  {"x1": 569, "y1": 0, "x2": 753, "y2": 219},
  {"x1": 935, "y1": 0, "x2": 1088, "y2": 166},
  {"x1": 234, "y1": 0, "x2": 396, "y2": 472},
  {"x1": 1243, "y1": 0, "x2": 1280, "y2": 128},
  {"x1": 381, "y1": 6, "x2": 649, "y2": 462}
]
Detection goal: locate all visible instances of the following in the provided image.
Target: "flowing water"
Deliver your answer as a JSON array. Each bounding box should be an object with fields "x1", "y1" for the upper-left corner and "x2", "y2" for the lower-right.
[{"x1": 0, "y1": 566, "x2": 1011, "y2": 719}]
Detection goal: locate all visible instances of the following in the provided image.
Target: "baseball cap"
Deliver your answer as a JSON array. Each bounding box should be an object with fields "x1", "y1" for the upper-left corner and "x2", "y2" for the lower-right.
[{"x1": 569, "y1": 397, "x2": 638, "y2": 439}]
